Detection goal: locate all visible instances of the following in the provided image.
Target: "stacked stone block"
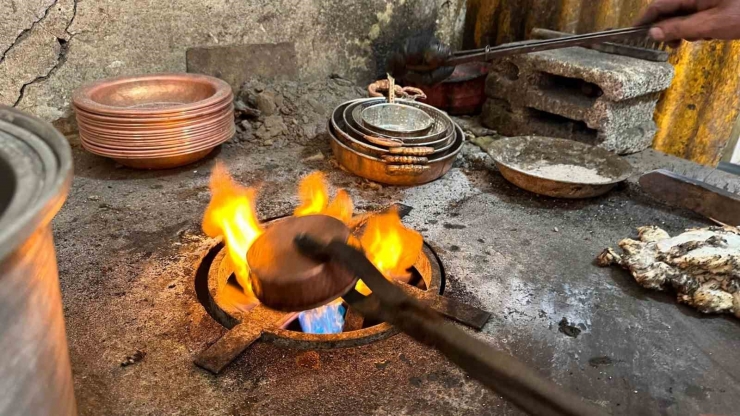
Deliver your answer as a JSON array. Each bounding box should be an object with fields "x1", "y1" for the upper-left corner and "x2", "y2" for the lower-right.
[{"x1": 481, "y1": 47, "x2": 675, "y2": 154}]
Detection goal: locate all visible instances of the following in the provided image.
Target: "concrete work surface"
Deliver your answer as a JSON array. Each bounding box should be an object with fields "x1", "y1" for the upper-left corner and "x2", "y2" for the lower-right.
[{"x1": 55, "y1": 130, "x2": 740, "y2": 415}]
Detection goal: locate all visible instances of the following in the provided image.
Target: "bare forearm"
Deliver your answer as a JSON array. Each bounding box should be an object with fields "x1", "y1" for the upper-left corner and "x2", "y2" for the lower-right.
[{"x1": 637, "y1": 0, "x2": 740, "y2": 42}]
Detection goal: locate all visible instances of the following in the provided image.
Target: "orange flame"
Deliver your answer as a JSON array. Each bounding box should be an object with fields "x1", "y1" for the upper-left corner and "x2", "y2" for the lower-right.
[
  {"x1": 325, "y1": 189, "x2": 354, "y2": 224},
  {"x1": 202, "y1": 162, "x2": 263, "y2": 295},
  {"x1": 294, "y1": 172, "x2": 329, "y2": 216},
  {"x1": 360, "y1": 208, "x2": 423, "y2": 278},
  {"x1": 294, "y1": 172, "x2": 354, "y2": 225}
]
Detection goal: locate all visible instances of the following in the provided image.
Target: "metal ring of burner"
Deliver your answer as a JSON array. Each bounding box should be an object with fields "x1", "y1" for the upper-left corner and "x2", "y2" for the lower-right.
[{"x1": 201, "y1": 236, "x2": 444, "y2": 350}]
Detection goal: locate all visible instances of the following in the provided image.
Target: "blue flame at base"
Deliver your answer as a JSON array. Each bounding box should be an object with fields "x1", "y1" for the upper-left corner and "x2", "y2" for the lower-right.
[{"x1": 298, "y1": 302, "x2": 346, "y2": 334}]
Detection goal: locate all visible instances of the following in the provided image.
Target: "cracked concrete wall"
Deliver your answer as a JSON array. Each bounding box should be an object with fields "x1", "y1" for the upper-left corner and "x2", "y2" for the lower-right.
[{"x1": 0, "y1": 0, "x2": 465, "y2": 122}]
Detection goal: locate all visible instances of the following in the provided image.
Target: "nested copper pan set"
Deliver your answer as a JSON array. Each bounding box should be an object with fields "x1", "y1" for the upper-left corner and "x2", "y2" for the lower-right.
[
  {"x1": 73, "y1": 74, "x2": 234, "y2": 169},
  {"x1": 329, "y1": 98, "x2": 463, "y2": 186}
]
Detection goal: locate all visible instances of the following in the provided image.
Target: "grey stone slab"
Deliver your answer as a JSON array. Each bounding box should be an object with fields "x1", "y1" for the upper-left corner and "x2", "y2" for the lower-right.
[
  {"x1": 481, "y1": 98, "x2": 656, "y2": 154},
  {"x1": 186, "y1": 42, "x2": 298, "y2": 91},
  {"x1": 486, "y1": 71, "x2": 660, "y2": 132},
  {"x1": 482, "y1": 47, "x2": 674, "y2": 155},
  {"x1": 524, "y1": 47, "x2": 675, "y2": 101}
]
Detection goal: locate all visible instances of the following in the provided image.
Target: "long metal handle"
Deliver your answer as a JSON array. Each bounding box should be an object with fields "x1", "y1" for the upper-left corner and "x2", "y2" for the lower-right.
[
  {"x1": 444, "y1": 26, "x2": 650, "y2": 67},
  {"x1": 295, "y1": 236, "x2": 608, "y2": 416},
  {"x1": 529, "y1": 28, "x2": 669, "y2": 62}
]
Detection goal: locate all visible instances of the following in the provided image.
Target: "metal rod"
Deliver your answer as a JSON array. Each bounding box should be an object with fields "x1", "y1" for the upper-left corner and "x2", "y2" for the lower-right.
[
  {"x1": 441, "y1": 26, "x2": 650, "y2": 67},
  {"x1": 529, "y1": 28, "x2": 668, "y2": 62},
  {"x1": 295, "y1": 236, "x2": 608, "y2": 416}
]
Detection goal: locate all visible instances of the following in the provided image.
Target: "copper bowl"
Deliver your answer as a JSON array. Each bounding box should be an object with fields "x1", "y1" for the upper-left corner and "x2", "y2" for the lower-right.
[
  {"x1": 77, "y1": 114, "x2": 233, "y2": 143},
  {"x1": 79, "y1": 124, "x2": 235, "y2": 156},
  {"x1": 74, "y1": 105, "x2": 232, "y2": 132},
  {"x1": 113, "y1": 149, "x2": 217, "y2": 170},
  {"x1": 73, "y1": 73, "x2": 235, "y2": 169},
  {"x1": 73, "y1": 73, "x2": 232, "y2": 117},
  {"x1": 72, "y1": 94, "x2": 234, "y2": 124},
  {"x1": 331, "y1": 101, "x2": 454, "y2": 158},
  {"x1": 328, "y1": 120, "x2": 463, "y2": 186}
]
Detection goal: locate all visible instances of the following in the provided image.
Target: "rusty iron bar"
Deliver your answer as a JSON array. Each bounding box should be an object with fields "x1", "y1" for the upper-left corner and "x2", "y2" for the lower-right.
[
  {"x1": 639, "y1": 169, "x2": 740, "y2": 226},
  {"x1": 530, "y1": 28, "x2": 669, "y2": 62},
  {"x1": 441, "y1": 26, "x2": 650, "y2": 68},
  {"x1": 194, "y1": 304, "x2": 290, "y2": 374},
  {"x1": 295, "y1": 236, "x2": 607, "y2": 416},
  {"x1": 395, "y1": 282, "x2": 491, "y2": 330},
  {"x1": 341, "y1": 306, "x2": 366, "y2": 331}
]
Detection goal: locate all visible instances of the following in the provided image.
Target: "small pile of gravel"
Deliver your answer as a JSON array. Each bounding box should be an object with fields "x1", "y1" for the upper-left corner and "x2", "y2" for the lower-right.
[{"x1": 230, "y1": 76, "x2": 366, "y2": 149}]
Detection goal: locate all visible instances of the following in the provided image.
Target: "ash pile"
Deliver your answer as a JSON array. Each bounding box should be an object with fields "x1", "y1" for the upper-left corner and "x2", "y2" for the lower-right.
[{"x1": 230, "y1": 76, "x2": 366, "y2": 148}]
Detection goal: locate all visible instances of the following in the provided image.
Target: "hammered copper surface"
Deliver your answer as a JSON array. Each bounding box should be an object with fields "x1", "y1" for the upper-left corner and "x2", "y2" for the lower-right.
[
  {"x1": 247, "y1": 215, "x2": 358, "y2": 312},
  {"x1": 79, "y1": 124, "x2": 235, "y2": 157},
  {"x1": 73, "y1": 97, "x2": 233, "y2": 125}
]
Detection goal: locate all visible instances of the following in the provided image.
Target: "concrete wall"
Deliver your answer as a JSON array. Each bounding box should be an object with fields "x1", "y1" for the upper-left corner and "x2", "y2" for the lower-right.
[{"x1": 0, "y1": 0, "x2": 465, "y2": 121}]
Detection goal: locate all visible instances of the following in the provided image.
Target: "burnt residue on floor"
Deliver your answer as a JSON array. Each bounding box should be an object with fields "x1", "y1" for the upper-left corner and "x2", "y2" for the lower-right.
[
  {"x1": 588, "y1": 356, "x2": 615, "y2": 368},
  {"x1": 54, "y1": 133, "x2": 740, "y2": 416},
  {"x1": 558, "y1": 318, "x2": 582, "y2": 338}
]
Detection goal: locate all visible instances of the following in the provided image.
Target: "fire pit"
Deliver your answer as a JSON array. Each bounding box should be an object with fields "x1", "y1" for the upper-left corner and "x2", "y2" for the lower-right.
[{"x1": 193, "y1": 166, "x2": 490, "y2": 374}]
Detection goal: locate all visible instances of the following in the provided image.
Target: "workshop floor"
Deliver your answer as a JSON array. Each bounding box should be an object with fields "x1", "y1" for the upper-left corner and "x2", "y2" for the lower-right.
[{"x1": 55, "y1": 132, "x2": 740, "y2": 415}]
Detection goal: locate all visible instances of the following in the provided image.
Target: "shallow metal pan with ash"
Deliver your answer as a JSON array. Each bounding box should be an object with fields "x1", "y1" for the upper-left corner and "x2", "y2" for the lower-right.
[{"x1": 486, "y1": 136, "x2": 634, "y2": 198}]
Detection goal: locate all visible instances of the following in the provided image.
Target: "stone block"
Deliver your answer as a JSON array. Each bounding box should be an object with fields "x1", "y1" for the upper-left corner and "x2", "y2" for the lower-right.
[
  {"x1": 481, "y1": 47, "x2": 675, "y2": 154},
  {"x1": 516, "y1": 47, "x2": 674, "y2": 101},
  {"x1": 481, "y1": 98, "x2": 658, "y2": 154},
  {"x1": 186, "y1": 42, "x2": 298, "y2": 91}
]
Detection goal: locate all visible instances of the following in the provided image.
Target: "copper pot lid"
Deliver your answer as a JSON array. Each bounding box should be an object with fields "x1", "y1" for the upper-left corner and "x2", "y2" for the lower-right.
[{"x1": 246, "y1": 215, "x2": 359, "y2": 312}]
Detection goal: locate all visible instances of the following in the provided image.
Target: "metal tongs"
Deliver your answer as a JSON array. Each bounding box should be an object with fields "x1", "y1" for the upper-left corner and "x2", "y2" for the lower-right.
[
  {"x1": 293, "y1": 234, "x2": 608, "y2": 416},
  {"x1": 408, "y1": 26, "x2": 651, "y2": 72}
]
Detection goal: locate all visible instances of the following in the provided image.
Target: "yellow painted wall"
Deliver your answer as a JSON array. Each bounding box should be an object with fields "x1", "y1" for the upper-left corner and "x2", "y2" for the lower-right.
[{"x1": 465, "y1": 0, "x2": 740, "y2": 165}]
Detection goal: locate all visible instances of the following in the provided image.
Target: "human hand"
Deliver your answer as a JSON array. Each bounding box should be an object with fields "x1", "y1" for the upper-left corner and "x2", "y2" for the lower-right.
[
  {"x1": 637, "y1": 0, "x2": 740, "y2": 43},
  {"x1": 386, "y1": 35, "x2": 455, "y2": 85}
]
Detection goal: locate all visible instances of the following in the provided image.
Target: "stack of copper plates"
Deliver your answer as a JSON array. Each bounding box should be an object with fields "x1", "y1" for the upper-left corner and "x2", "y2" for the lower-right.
[{"x1": 73, "y1": 73, "x2": 235, "y2": 169}]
